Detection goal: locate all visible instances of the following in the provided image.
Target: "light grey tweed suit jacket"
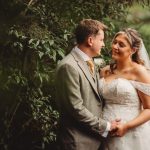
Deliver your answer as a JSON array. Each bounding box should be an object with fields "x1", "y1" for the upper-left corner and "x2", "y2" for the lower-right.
[{"x1": 55, "y1": 49, "x2": 107, "y2": 150}]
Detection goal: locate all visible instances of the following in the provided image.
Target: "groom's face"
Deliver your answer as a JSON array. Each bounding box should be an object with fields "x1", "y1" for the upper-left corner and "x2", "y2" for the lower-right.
[{"x1": 90, "y1": 30, "x2": 105, "y2": 57}]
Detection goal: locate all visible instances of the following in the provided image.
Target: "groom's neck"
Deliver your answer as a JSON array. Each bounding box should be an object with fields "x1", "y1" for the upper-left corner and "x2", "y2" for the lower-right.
[{"x1": 77, "y1": 44, "x2": 93, "y2": 58}]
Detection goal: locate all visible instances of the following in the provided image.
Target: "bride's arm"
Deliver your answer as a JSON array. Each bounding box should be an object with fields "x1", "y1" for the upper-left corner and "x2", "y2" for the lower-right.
[{"x1": 116, "y1": 66, "x2": 150, "y2": 137}]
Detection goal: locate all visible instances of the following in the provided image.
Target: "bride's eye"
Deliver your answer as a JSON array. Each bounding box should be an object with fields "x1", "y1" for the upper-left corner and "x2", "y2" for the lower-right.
[
  {"x1": 112, "y1": 40, "x2": 117, "y2": 45},
  {"x1": 119, "y1": 42, "x2": 125, "y2": 48}
]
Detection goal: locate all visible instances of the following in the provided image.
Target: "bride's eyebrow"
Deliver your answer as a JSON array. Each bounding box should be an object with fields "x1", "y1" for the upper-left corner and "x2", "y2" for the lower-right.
[
  {"x1": 119, "y1": 41, "x2": 125, "y2": 44},
  {"x1": 113, "y1": 39, "x2": 125, "y2": 44}
]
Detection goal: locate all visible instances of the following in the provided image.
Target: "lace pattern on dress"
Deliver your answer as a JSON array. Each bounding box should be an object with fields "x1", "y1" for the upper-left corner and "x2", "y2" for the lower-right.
[{"x1": 98, "y1": 78, "x2": 150, "y2": 150}]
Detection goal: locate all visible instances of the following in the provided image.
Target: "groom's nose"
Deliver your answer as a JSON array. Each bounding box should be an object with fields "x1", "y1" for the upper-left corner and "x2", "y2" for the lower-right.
[{"x1": 102, "y1": 41, "x2": 105, "y2": 47}]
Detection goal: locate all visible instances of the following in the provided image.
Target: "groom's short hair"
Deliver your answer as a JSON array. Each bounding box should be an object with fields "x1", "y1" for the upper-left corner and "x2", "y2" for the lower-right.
[{"x1": 75, "y1": 19, "x2": 107, "y2": 44}]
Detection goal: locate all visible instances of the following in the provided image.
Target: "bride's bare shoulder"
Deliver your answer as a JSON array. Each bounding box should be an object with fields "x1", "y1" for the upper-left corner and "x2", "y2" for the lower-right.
[
  {"x1": 100, "y1": 65, "x2": 111, "y2": 77},
  {"x1": 134, "y1": 64, "x2": 147, "y2": 74},
  {"x1": 134, "y1": 64, "x2": 150, "y2": 83}
]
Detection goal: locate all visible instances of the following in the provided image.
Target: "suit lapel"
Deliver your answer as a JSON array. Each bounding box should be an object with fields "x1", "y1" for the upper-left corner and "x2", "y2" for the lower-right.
[{"x1": 71, "y1": 50, "x2": 101, "y2": 99}]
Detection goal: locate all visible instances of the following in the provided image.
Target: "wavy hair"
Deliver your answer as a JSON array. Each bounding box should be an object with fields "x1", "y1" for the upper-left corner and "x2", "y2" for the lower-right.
[{"x1": 110, "y1": 28, "x2": 144, "y2": 73}]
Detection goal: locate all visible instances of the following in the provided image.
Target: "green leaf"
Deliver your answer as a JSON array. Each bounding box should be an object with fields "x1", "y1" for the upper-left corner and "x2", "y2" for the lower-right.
[
  {"x1": 48, "y1": 40, "x2": 54, "y2": 46},
  {"x1": 39, "y1": 51, "x2": 44, "y2": 59},
  {"x1": 29, "y1": 39, "x2": 35, "y2": 44},
  {"x1": 57, "y1": 49, "x2": 65, "y2": 58},
  {"x1": 52, "y1": 50, "x2": 56, "y2": 61}
]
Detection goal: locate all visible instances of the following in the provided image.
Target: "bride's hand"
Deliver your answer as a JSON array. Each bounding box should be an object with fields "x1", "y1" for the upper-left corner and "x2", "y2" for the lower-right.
[{"x1": 115, "y1": 124, "x2": 129, "y2": 137}]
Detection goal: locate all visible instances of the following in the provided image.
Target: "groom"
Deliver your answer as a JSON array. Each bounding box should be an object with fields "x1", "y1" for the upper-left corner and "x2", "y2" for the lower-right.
[{"x1": 55, "y1": 19, "x2": 118, "y2": 150}]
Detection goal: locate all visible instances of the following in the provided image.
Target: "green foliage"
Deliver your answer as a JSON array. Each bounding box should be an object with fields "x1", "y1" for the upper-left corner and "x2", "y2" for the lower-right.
[
  {"x1": 0, "y1": 26, "x2": 61, "y2": 149},
  {"x1": 0, "y1": 0, "x2": 149, "y2": 149},
  {"x1": 127, "y1": 4, "x2": 150, "y2": 55}
]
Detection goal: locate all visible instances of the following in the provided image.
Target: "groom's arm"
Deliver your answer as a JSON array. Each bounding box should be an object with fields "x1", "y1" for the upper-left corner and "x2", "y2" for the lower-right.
[{"x1": 56, "y1": 63, "x2": 108, "y2": 135}]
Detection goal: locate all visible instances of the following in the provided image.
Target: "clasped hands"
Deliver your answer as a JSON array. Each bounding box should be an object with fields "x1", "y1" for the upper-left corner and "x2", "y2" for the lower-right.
[{"x1": 109, "y1": 119, "x2": 129, "y2": 137}]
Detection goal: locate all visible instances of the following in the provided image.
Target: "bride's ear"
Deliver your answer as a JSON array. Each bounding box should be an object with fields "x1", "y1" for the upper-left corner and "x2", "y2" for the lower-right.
[{"x1": 131, "y1": 48, "x2": 137, "y2": 55}]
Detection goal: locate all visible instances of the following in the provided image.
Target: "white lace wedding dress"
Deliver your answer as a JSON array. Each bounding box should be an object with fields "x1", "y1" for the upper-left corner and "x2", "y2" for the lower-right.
[{"x1": 99, "y1": 77, "x2": 150, "y2": 150}]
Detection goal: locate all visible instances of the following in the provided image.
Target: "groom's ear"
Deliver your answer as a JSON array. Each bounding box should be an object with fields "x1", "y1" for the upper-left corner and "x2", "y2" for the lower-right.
[{"x1": 87, "y1": 36, "x2": 93, "y2": 47}]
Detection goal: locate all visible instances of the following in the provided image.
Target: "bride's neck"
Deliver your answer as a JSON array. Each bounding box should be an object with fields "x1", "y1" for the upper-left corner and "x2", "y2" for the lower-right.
[{"x1": 116, "y1": 59, "x2": 133, "y2": 72}]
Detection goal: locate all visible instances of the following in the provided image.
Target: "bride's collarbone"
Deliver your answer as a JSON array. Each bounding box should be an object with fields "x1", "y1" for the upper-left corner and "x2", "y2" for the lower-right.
[
  {"x1": 104, "y1": 73, "x2": 135, "y2": 82},
  {"x1": 103, "y1": 68, "x2": 136, "y2": 82}
]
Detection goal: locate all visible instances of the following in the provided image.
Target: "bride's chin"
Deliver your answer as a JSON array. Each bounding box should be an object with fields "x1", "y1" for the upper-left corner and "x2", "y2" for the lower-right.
[{"x1": 112, "y1": 55, "x2": 118, "y2": 60}]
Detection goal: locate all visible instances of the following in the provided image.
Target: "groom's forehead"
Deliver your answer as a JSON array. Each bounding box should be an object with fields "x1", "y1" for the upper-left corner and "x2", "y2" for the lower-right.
[{"x1": 97, "y1": 30, "x2": 104, "y2": 37}]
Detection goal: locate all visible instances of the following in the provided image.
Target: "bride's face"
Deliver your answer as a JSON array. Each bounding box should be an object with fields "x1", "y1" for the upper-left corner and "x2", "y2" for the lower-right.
[{"x1": 111, "y1": 34, "x2": 132, "y2": 61}]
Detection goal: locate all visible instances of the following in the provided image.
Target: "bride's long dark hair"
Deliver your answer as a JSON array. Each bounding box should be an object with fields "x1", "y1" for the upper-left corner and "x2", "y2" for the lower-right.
[{"x1": 110, "y1": 28, "x2": 144, "y2": 73}]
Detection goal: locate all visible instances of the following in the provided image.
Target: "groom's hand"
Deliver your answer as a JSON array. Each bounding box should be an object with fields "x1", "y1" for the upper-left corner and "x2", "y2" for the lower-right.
[{"x1": 110, "y1": 118, "x2": 121, "y2": 132}]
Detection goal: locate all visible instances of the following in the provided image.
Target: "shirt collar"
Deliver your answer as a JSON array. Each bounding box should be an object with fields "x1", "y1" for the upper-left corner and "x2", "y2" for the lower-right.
[{"x1": 73, "y1": 46, "x2": 92, "y2": 61}]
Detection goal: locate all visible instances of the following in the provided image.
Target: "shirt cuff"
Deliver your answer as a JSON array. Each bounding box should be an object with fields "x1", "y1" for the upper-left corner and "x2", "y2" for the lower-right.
[{"x1": 101, "y1": 122, "x2": 111, "y2": 137}]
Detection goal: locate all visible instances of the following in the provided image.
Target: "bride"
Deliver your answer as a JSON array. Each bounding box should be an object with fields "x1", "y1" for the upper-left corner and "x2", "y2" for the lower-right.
[{"x1": 99, "y1": 28, "x2": 150, "y2": 150}]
